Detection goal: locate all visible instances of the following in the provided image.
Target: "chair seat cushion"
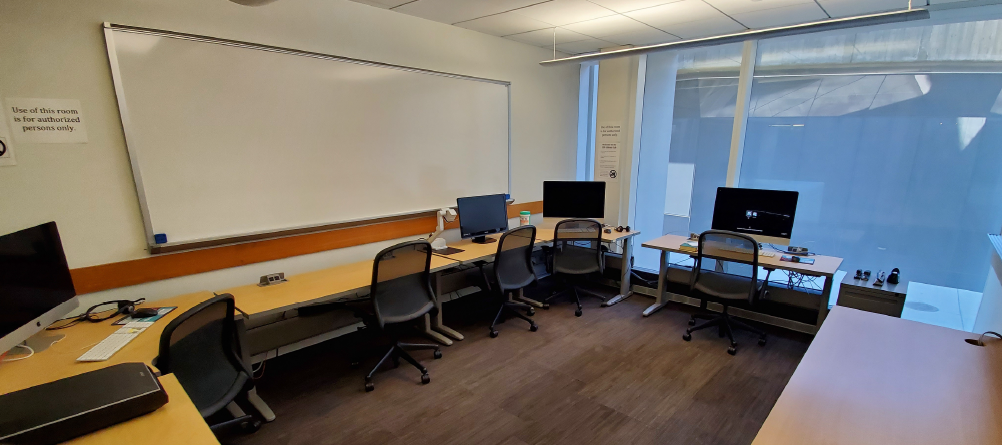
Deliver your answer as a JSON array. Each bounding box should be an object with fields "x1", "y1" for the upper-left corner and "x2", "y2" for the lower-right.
[{"x1": 693, "y1": 271, "x2": 762, "y2": 301}]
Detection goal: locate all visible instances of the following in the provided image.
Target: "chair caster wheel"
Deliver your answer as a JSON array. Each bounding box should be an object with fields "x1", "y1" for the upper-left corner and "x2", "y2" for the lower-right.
[
  {"x1": 529, "y1": 324, "x2": 538, "y2": 332},
  {"x1": 758, "y1": 338, "x2": 767, "y2": 346},
  {"x1": 433, "y1": 349, "x2": 443, "y2": 359},
  {"x1": 527, "y1": 308, "x2": 535, "y2": 316},
  {"x1": 727, "y1": 347, "x2": 737, "y2": 356},
  {"x1": 682, "y1": 333, "x2": 691, "y2": 341},
  {"x1": 421, "y1": 374, "x2": 431, "y2": 384},
  {"x1": 489, "y1": 330, "x2": 499, "y2": 338},
  {"x1": 365, "y1": 382, "x2": 375, "y2": 392},
  {"x1": 688, "y1": 318, "x2": 696, "y2": 326},
  {"x1": 575, "y1": 309, "x2": 583, "y2": 317}
]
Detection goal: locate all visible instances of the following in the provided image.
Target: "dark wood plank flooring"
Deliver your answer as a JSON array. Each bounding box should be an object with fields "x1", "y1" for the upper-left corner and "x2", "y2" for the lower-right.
[{"x1": 230, "y1": 283, "x2": 811, "y2": 445}]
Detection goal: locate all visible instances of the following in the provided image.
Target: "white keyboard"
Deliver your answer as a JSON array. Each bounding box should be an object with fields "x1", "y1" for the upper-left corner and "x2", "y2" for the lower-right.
[
  {"x1": 761, "y1": 251, "x2": 777, "y2": 258},
  {"x1": 77, "y1": 322, "x2": 153, "y2": 362}
]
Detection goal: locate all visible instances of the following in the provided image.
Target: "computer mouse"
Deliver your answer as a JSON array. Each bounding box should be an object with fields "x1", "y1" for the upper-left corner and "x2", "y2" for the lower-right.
[
  {"x1": 132, "y1": 307, "x2": 160, "y2": 318},
  {"x1": 791, "y1": 256, "x2": 801, "y2": 263}
]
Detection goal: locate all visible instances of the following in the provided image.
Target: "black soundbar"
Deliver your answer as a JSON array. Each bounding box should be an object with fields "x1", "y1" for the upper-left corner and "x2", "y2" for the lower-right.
[{"x1": 0, "y1": 362, "x2": 169, "y2": 444}]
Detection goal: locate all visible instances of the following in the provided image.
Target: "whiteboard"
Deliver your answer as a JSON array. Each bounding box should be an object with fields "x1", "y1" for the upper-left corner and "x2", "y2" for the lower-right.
[{"x1": 105, "y1": 24, "x2": 510, "y2": 248}]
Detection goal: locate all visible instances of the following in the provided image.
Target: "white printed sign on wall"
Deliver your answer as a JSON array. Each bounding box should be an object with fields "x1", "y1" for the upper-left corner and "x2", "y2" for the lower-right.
[
  {"x1": 598, "y1": 122, "x2": 622, "y2": 143},
  {"x1": 597, "y1": 142, "x2": 620, "y2": 181},
  {"x1": 6, "y1": 98, "x2": 88, "y2": 144},
  {"x1": 0, "y1": 104, "x2": 15, "y2": 166}
]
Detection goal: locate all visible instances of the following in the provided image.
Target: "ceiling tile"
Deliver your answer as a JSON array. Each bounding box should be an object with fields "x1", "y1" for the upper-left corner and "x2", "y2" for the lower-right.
[
  {"x1": 561, "y1": 14, "x2": 653, "y2": 38},
  {"x1": 456, "y1": 11, "x2": 554, "y2": 36},
  {"x1": 505, "y1": 27, "x2": 590, "y2": 46},
  {"x1": 603, "y1": 26, "x2": 681, "y2": 45},
  {"x1": 702, "y1": 0, "x2": 817, "y2": 15},
  {"x1": 659, "y1": 16, "x2": 746, "y2": 39},
  {"x1": 394, "y1": 0, "x2": 548, "y2": 25},
  {"x1": 730, "y1": 3, "x2": 829, "y2": 28},
  {"x1": 514, "y1": 0, "x2": 617, "y2": 26},
  {"x1": 815, "y1": 0, "x2": 910, "y2": 18},
  {"x1": 555, "y1": 38, "x2": 618, "y2": 54},
  {"x1": 626, "y1": 0, "x2": 731, "y2": 28},
  {"x1": 350, "y1": 0, "x2": 415, "y2": 9},
  {"x1": 587, "y1": 0, "x2": 686, "y2": 13}
]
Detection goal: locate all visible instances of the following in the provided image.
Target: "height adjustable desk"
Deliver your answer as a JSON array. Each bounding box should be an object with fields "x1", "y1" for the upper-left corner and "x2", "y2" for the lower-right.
[
  {"x1": 432, "y1": 227, "x2": 641, "y2": 308},
  {"x1": 641, "y1": 234, "x2": 842, "y2": 334},
  {"x1": 222, "y1": 255, "x2": 463, "y2": 345},
  {"x1": 0, "y1": 291, "x2": 220, "y2": 444},
  {"x1": 753, "y1": 306, "x2": 1002, "y2": 445}
]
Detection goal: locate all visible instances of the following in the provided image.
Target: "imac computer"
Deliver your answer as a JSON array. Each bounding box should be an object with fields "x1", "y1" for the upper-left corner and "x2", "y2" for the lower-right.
[
  {"x1": 711, "y1": 187, "x2": 799, "y2": 245},
  {"x1": 542, "y1": 181, "x2": 605, "y2": 220},
  {"x1": 0, "y1": 222, "x2": 79, "y2": 355},
  {"x1": 456, "y1": 193, "x2": 509, "y2": 244}
]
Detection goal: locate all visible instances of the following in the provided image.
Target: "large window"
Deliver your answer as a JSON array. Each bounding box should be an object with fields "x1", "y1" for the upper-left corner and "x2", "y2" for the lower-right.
[
  {"x1": 632, "y1": 45, "x2": 741, "y2": 271},
  {"x1": 631, "y1": 19, "x2": 1002, "y2": 296},
  {"x1": 741, "y1": 21, "x2": 1002, "y2": 292}
]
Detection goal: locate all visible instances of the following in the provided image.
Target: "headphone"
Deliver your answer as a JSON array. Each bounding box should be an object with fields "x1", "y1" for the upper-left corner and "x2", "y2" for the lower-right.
[
  {"x1": 614, "y1": 225, "x2": 631, "y2": 233},
  {"x1": 48, "y1": 298, "x2": 150, "y2": 330}
]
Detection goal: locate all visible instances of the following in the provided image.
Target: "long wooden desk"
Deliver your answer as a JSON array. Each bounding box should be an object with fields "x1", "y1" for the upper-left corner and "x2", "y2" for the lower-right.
[
  {"x1": 65, "y1": 374, "x2": 219, "y2": 445},
  {"x1": 221, "y1": 255, "x2": 463, "y2": 345},
  {"x1": 753, "y1": 306, "x2": 1002, "y2": 445},
  {"x1": 641, "y1": 234, "x2": 843, "y2": 333},
  {"x1": 433, "y1": 227, "x2": 641, "y2": 308},
  {"x1": 0, "y1": 291, "x2": 219, "y2": 444}
]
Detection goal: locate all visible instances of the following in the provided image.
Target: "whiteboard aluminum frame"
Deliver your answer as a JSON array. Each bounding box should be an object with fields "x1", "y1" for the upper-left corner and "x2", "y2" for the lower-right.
[{"x1": 102, "y1": 22, "x2": 512, "y2": 251}]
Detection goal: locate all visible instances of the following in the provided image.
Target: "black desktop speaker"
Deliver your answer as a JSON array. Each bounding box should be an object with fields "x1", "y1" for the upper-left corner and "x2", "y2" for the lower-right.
[{"x1": 0, "y1": 362, "x2": 169, "y2": 444}]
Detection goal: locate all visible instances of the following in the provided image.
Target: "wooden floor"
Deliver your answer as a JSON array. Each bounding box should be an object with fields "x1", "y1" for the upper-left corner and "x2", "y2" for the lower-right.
[{"x1": 231, "y1": 284, "x2": 812, "y2": 445}]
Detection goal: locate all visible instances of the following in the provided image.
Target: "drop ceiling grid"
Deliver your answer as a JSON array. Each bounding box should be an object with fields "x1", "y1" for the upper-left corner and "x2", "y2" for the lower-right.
[{"x1": 351, "y1": 0, "x2": 912, "y2": 54}]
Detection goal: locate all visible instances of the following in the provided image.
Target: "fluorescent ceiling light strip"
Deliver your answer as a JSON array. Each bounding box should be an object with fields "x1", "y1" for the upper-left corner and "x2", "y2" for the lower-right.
[{"x1": 539, "y1": 9, "x2": 930, "y2": 66}]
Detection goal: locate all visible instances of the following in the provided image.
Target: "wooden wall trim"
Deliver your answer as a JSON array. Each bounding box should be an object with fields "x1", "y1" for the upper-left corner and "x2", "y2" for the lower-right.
[{"x1": 70, "y1": 201, "x2": 543, "y2": 294}]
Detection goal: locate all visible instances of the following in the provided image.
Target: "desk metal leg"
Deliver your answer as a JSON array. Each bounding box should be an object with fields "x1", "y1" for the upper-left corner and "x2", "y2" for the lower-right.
[
  {"x1": 429, "y1": 271, "x2": 464, "y2": 342},
  {"x1": 603, "y1": 236, "x2": 634, "y2": 307},
  {"x1": 643, "y1": 251, "x2": 668, "y2": 317},
  {"x1": 816, "y1": 274, "x2": 833, "y2": 333},
  {"x1": 247, "y1": 388, "x2": 276, "y2": 422},
  {"x1": 516, "y1": 288, "x2": 545, "y2": 308},
  {"x1": 422, "y1": 312, "x2": 454, "y2": 344}
]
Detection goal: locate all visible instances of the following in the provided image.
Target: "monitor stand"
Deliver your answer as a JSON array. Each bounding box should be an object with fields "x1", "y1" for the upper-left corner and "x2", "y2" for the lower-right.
[
  {"x1": 471, "y1": 236, "x2": 497, "y2": 244},
  {"x1": 21, "y1": 331, "x2": 66, "y2": 354}
]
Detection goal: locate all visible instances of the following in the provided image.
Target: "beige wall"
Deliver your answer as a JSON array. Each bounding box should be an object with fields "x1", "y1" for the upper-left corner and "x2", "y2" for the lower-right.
[
  {"x1": 0, "y1": 0, "x2": 578, "y2": 305},
  {"x1": 594, "y1": 53, "x2": 642, "y2": 227}
]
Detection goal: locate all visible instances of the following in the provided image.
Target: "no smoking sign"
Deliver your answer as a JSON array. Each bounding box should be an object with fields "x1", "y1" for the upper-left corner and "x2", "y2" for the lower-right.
[{"x1": 0, "y1": 136, "x2": 15, "y2": 166}]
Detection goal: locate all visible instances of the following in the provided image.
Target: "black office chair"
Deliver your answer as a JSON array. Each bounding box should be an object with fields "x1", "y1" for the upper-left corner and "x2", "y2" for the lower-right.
[
  {"x1": 543, "y1": 218, "x2": 605, "y2": 317},
  {"x1": 156, "y1": 293, "x2": 262, "y2": 435},
  {"x1": 682, "y1": 230, "x2": 772, "y2": 355},
  {"x1": 481, "y1": 226, "x2": 539, "y2": 338},
  {"x1": 360, "y1": 240, "x2": 442, "y2": 392}
]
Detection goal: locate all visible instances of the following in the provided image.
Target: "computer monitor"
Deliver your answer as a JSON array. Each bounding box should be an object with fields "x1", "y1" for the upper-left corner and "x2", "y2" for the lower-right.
[
  {"x1": 456, "y1": 194, "x2": 509, "y2": 244},
  {"x1": 711, "y1": 187, "x2": 799, "y2": 245},
  {"x1": 542, "y1": 181, "x2": 605, "y2": 219},
  {"x1": 0, "y1": 222, "x2": 79, "y2": 354}
]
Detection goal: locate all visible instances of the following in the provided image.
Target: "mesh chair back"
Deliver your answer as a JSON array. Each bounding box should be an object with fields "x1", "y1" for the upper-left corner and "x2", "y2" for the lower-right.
[
  {"x1": 691, "y1": 230, "x2": 761, "y2": 303},
  {"x1": 370, "y1": 240, "x2": 436, "y2": 329},
  {"x1": 493, "y1": 226, "x2": 537, "y2": 292},
  {"x1": 552, "y1": 219, "x2": 603, "y2": 275},
  {"x1": 157, "y1": 294, "x2": 250, "y2": 417}
]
